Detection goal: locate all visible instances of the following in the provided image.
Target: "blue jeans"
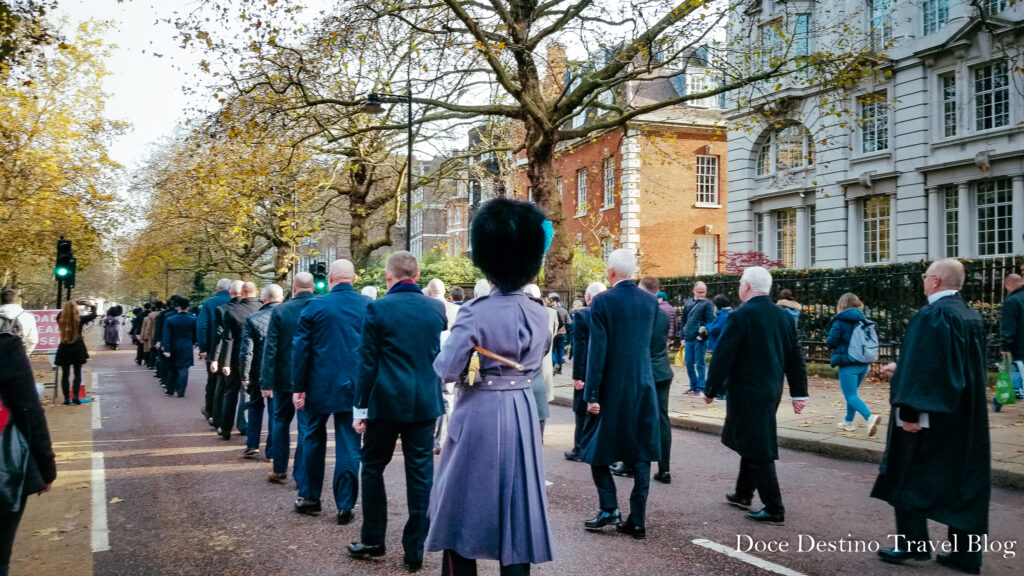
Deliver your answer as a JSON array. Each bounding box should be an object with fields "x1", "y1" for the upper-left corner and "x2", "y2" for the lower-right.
[
  {"x1": 302, "y1": 411, "x2": 361, "y2": 511},
  {"x1": 685, "y1": 339, "x2": 707, "y2": 392},
  {"x1": 552, "y1": 333, "x2": 566, "y2": 367},
  {"x1": 838, "y1": 364, "x2": 871, "y2": 422},
  {"x1": 272, "y1": 399, "x2": 307, "y2": 491},
  {"x1": 246, "y1": 390, "x2": 273, "y2": 454}
]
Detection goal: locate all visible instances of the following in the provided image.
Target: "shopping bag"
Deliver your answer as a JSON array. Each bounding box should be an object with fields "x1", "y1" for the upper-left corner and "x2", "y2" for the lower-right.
[
  {"x1": 995, "y1": 357, "x2": 1016, "y2": 405},
  {"x1": 674, "y1": 347, "x2": 684, "y2": 367}
]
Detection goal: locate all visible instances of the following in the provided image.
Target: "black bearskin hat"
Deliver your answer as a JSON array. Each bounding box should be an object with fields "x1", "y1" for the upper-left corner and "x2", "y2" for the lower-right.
[{"x1": 470, "y1": 198, "x2": 546, "y2": 294}]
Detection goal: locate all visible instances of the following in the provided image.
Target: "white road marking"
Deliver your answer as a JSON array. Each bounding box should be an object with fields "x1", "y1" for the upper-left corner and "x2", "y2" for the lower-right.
[
  {"x1": 91, "y1": 452, "x2": 110, "y2": 552},
  {"x1": 692, "y1": 539, "x2": 808, "y2": 576},
  {"x1": 91, "y1": 372, "x2": 101, "y2": 430}
]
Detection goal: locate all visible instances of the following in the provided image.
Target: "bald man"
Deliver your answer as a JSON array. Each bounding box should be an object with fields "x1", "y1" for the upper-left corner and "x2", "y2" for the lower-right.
[
  {"x1": 681, "y1": 281, "x2": 714, "y2": 395},
  {"x1": 999, "y1": 273, "x2": 1024, "y2": 408},
  {"x1": 292, "y1": 259, "x2": 371, "y2": 523},
  {"x1": 873, "y1": 259, "x2": 990, "y2": 573},
  {"x1": 238, "y1": 284, "x2": 284, "y2": 459},
  {"x1": 215, "y1": 281, "x2": 262, "y2": 440}
]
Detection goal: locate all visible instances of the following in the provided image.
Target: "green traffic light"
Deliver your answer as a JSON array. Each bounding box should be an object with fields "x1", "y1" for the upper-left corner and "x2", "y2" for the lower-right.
[
  {"x1": 56, "y1": 267, "x2": 69, "y2": 277},
  {"x1": 316, "y1": 281, "x2": 326, "y2": 289}
]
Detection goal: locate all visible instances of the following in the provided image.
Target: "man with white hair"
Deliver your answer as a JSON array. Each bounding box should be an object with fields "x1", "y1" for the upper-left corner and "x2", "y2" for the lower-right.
[
  {"x1": 564, "y1": 281, "x2": 606, "y2": 462},
  {"x1": 704, "y1": 266, "x2": 808, "y2": 526},
  {"x1": 427, "y1": 278, "x2": 460, "y2": 332},
  {"x1": 473, "y1": 278, "x2": 491, "y2": 299},
  {"x1": 426, "y1": 278, "x2": 459, "y2": 455},
  {"x1": 198, "y1": 278, "x2": 233, "y2": 424},
  {"x1": 579, "y1": 249, "x2": 660, "y2": 539},
  {"x1": 238, "y1": 284, "x2": 284, "y2": 459}
]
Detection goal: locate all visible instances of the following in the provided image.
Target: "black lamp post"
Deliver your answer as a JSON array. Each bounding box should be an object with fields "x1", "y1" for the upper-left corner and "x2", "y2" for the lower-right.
[
  {"x1": 692, "y1": 239, "x2": 700, "y2": 276},
  {"x1": 362, "y1": 87, "x2": 414, "y2": 251}
]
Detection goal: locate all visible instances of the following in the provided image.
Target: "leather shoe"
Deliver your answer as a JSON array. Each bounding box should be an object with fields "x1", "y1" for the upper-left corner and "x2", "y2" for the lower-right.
[
  {"x1": 745, "y1": 508, "x2": 785, "y2": 525},
  {"x1": 936, "y1": 552, "x2": 980, "y2": 574},
  {"x1": 877, "y1": 547, "x2": 930, "y2": 564},
  {"x1": 347, "y1": 541, "x2": 386, "y2": 558},
  {"x1": 337, "y1": 509, "x2": 354, "y2": 525},
  {"x1": 584, "y1": 509, "x2": 621, "y2": 530},
  {"x1": 267, "y1": 472, "x2": 287, "y2": 484},
  {"x1": 564, "y1": 448, "x2": 582, "y2": 462},
  {"x1": 610, "y1": 463, "x2": 635, "y2": 477},
  {"x1": 294, "y1": 498, "x2": 322, "y2": 515},
  {"x1": 653, "y1": 471, "x2": 671, "y2": 484},
  {"x1": 725, "y1": 493, "x2": 752, "y2": 510},
  {"x1": 616, "y1": 519, "x2": 647, "y2": 539},
  {"x1": 403, "y1": 556, "x2": 423, "y2": 572}
]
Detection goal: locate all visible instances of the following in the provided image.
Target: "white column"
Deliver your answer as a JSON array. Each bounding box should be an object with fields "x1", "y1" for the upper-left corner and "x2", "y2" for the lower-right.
[
  {"x1": 1013, "y1": 175, "x2": 1024, "y2": 255},
  {"x1": 619, "y1": 132, "x2": 642, "y2": 251},
  {"x1": 957, "y1": 182, "x2": 970, "y2": 258},
  {"x1": 927, "y1": 187, "x2": 942, "y2": 260},
  {"x1": 888, "y1": 194, "x2": 898, "y2": 262},
  {"x1": 847, "y1": 198, "x2": 859, "y2": 266},
  {"x1": 762, "y1": 212, "x2": 776, "y2": 260},
  {"x1": 795, "y1": 206, "x2": 809, "y2": 269}
]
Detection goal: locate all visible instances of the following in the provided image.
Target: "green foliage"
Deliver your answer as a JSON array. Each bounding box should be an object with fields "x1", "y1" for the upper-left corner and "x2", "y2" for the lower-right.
[
  {"x1": 573, "y1": 247, "x2": 607, "y2": 286},
  {"x1": 355, "y1": 246, "x2": 481, "y2": 293}
]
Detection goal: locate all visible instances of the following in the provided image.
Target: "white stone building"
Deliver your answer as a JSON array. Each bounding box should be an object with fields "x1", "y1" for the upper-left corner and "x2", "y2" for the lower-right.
[{"x1": 726, "y1": 0, "x2": 1024, "y2": 269}]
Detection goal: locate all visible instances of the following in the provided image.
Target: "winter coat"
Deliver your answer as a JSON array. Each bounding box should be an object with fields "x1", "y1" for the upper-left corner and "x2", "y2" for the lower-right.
[{"x1": 827, "y1": 307, "x2": 867, "y2": 367}]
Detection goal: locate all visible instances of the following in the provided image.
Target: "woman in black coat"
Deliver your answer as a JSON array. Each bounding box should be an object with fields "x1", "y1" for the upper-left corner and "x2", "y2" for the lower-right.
[
  {"x1": 55, "y1": 301, "x2": 97, "y2": 405},
  {"x1": 0, "y1": 333, "x2": 57, "y2": 576}
]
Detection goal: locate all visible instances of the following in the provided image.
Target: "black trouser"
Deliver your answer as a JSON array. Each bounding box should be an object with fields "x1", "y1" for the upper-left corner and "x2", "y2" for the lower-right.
[
  {"x1": 0, "y1": 495, "x2": 28, "y2": 576},
  {"x1": 203, "y1": 362, "x2": 217, "y2": 417},
  {"x1": 571, "y1": 388, "x2": 585, "y2": 451},
  {"x1": 218, "y1": 372, "x2": 243, "y2": 435},
  {"x1": 591, "y1": 461, "x2": 651, "y2": 528},
  {"x1": 655, "y1": 379, "x2": 673, "y2": 474},
  {"x1": 360, "y1": 417, "x2": 434, "y2": 562},
  {"x1": 442, "y1": 549, "x2": 530, "y2": 576},
  {"x1": 60, "y1": 364, "x2": 83, "y2": 401},
  {"x1": 135, "y1": 342, "x2": 145, "y2": 364},
  {"x1": 735, "y1": 458, "x2": 784, "y2": 515},
  {"x1": 894, "y1": 509, "x2": 982, "y2": 568}
]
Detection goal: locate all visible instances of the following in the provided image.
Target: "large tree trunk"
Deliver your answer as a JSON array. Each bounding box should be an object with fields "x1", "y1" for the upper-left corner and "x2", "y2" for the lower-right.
[
  {"x1": 523, "y1": 116, "x2": 573, "y2": 290},
  {"x1": 272, "y1": 241, "x2": 293, "y2": 283}
]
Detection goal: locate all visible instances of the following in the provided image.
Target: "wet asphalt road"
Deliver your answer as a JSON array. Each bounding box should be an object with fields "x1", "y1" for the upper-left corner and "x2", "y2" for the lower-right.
[{"x1": 88, "y1": 349, "x2": 1024, "y2": 576}]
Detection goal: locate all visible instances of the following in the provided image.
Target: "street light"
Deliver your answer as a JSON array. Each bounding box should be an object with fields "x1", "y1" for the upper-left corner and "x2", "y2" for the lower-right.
[
  {"x1": 362, "y1": 89, "x2": 413, "y2": 252},
  {"x1": 692, "y1": 239, "x2": 700, "y2": 276}
]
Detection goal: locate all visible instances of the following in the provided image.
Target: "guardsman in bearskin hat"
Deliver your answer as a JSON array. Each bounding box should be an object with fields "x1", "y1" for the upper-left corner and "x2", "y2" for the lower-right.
[{"x1": 427, "y1": 198, "x2": 554, "y2": 575}]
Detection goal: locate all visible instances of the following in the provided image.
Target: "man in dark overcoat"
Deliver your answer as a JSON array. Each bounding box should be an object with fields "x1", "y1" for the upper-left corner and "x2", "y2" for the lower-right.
[
  {"x1": 161, "y1": 298, "x2": 196, "y2": 397},
  {"x1": 704, "y1": 266, "x2": 808, "y2": 525},
  {"x1": 579, "y1": 248, "x2": 660, "y2": 539},
  {"x1": 153, "y1": 295, "x2": 180, "y2": 390},
  {"x1": 216, "y1": 282, "x2": 261, "y2": 440},
  {"x1": 209, "y1": 281, "x2": 241, "y2": 432},
  {"x1": 261, "y1": 272, "x2": 316, "y2": 486},
  {"x1": 238, "y1": 284, "x2": 283, "y2": 459},
  {"x1": 197, "y1": 278, "x2": 232, "y2": 423},
  {"x1": 564, "y1": 281, "x2": 605, "y2": 463},
  {"x1": 347, "y1": 251, "x2": 447, "y2": 572},
  {"x1": 872, "y1": 258, "x2": 990, "y2": 574},
  {"x1": 640, "y1": 276, "x2": 674, "y2": 484},
  {"x1": 292, "y1": 259, "x2": 370, "y2": 521}
]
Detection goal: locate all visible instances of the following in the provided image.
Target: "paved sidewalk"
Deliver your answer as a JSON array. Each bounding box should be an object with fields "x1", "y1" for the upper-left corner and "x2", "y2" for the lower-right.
[{"x1": 550, "y1": 361, "x2": 1024, "y2": 490}]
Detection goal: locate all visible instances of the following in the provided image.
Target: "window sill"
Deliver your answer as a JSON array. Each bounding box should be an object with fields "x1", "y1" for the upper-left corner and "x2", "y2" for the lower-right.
[
  {"x1": 850, "y1": 151, "x2": 891, "y2": 165},
  {"x1": 931, "y1": 126, "x2": 1019, "y2": 150},
  {"x1": 694, "y1": 203, "x2": 722, "y2": 209},
  {"x1": 600, "y1": 204, "x2": 616, "y2": 212},
  {"x1": 574, "y1": 211, "x2": 588, "y2": 219}
]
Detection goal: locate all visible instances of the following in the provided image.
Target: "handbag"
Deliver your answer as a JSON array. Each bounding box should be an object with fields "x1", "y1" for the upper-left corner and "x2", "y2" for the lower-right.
[{"x1": 0, "y1": 398, "x2": 32, "y2": 513}]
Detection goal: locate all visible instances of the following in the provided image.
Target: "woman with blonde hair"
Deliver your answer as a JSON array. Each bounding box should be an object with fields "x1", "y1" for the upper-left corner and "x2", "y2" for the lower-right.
[
  {"x1": 55, "y1": 301, "x2": 97, "y2": 405},
  {"x1": 827, "y1": 293, "x2": 880, "y2": 436}
]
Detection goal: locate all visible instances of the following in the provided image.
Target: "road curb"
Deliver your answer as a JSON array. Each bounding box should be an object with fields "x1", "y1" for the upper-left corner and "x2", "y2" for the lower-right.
[{"x1": 550, "y1": 395, "x2": 1024, "y2": 491}]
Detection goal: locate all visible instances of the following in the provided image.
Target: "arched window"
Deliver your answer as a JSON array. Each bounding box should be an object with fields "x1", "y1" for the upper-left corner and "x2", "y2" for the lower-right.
[{"x1": 755, "y1": 124, "x2": 815, "y2": 176}]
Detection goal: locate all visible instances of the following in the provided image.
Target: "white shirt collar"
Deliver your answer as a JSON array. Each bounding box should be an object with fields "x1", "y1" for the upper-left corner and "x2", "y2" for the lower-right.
[{"x1": 927, "y1": 289, "x2": 959, "y2": 304}]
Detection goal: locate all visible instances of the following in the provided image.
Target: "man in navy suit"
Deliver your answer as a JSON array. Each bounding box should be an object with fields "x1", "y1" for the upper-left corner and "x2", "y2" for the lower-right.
[
  {"x1": 580, "y1": 249, "x2": 660, "y2": 540},
  {"x1": 347, "y1": 252, "x2": 447, "y2": 572},
  {"x1": 216, "y1": 282, "x2": 262, "y2": 440},
  {"x1": 292, "y1": 259, "x2": 370, "y2": 523},
  {"x1": 197, "y1": 278, "x2": 231, "y2": 421},
  {"x1": 261, "y1": 272, "x2": 316, "y2": 486},
  {"x1": 564, "y1": 281, "x2": 605, "y2": 462},
  {"x1": 162, "y1": 298, "x2": 196, "y2": 397}
]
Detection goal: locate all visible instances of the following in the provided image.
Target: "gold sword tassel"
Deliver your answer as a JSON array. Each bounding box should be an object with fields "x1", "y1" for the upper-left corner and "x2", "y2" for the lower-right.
[{"x1": 467, "y1": 352, "x2": 480, "y2": 387}]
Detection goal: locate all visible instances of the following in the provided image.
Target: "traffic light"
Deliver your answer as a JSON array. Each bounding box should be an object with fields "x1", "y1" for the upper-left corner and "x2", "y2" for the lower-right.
[
  {"x1": 55, "y1": 238, "x2": 76, "y2": 288},
  {"x1": 311, "y1": 261, "x2": 328, "y2": 293}
]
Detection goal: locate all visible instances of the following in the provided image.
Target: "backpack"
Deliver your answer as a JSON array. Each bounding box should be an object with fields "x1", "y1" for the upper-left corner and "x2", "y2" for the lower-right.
[
  {"x1": 0, "y1": 311, "x2": 24, "y2": 339},
  {"x1": 847, "y1": 319, "x2": 879, "y2": 364}
]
